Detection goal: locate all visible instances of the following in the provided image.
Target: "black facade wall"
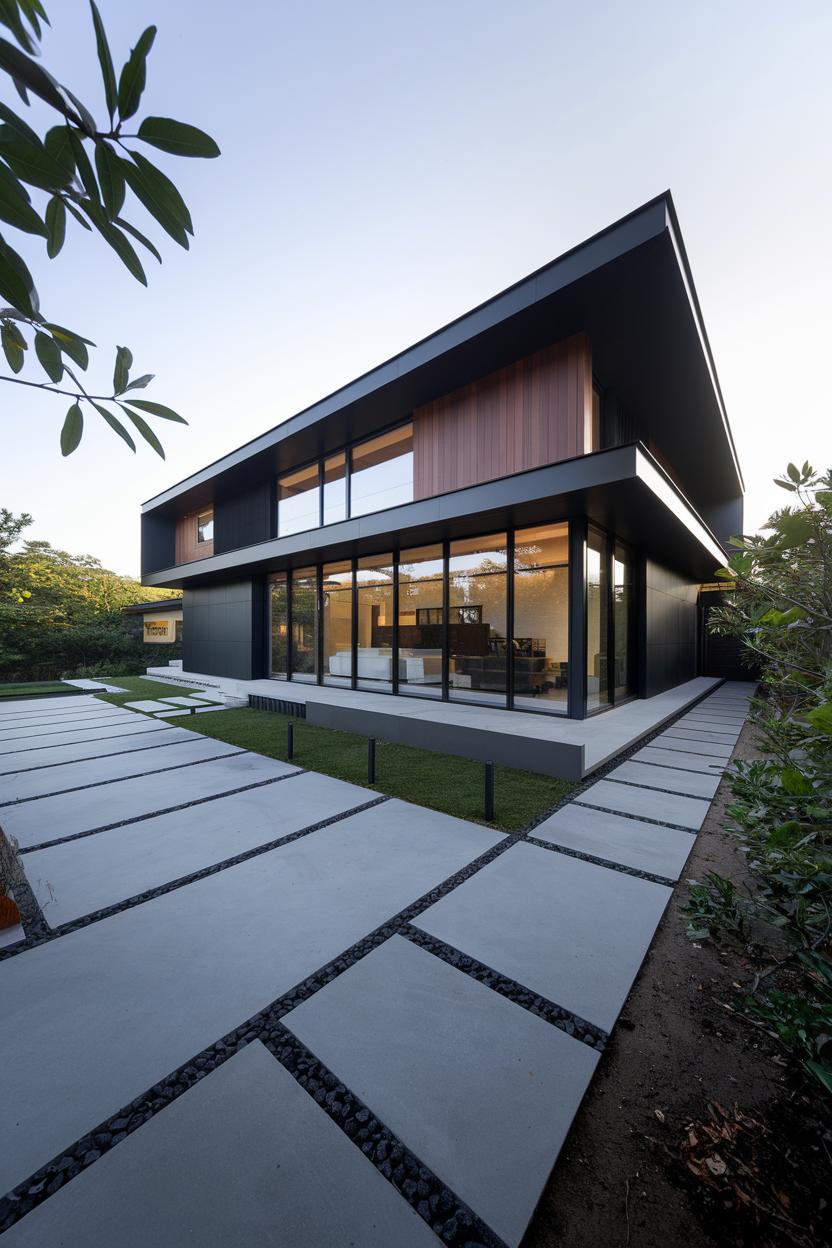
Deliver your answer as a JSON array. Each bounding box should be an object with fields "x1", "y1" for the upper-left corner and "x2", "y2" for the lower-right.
[
  {"x1": 182, "y1": 580, "x2": 263, "y2": 680},
  {"x1": 140, "y1": 511, "x2": 175, "y2": 577},
  {"x1": 641, "y1": 560, "x2": 699, "y2": 697},
  {"x1": 213, "y1": 482, "x2": 274, "y2": 555}
]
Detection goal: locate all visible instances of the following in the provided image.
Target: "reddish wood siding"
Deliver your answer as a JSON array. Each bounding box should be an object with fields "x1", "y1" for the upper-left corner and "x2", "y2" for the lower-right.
[
  {"x1": 175, "y1": 511, "x2": 214, "y2": 564},
  {"x1": 413, "y1": 332, "x2": 592, "y2": 499}
]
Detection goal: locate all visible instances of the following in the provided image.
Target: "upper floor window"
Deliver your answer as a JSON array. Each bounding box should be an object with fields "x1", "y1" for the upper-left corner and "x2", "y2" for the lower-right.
[
  {"x1": 589, "y1": 386, "x2": 602, "y2": 452},
  {"x1": 350, "y1": 424, "x2": 413, "y2": 517},
  {"x1": 278, "y1": 463, "x2": 320, "y2": 536},
  {"x1": 323, "y1": 452, "x2": 347, "y2": 525},
  {"x1": 197, "y1": 509, "x2": 214, "y2": 543}
]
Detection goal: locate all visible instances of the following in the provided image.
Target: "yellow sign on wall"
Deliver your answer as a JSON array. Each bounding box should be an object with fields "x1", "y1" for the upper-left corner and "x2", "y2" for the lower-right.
[{"x1": 144, "y1": 618, "x2": 174, "y2": 642}]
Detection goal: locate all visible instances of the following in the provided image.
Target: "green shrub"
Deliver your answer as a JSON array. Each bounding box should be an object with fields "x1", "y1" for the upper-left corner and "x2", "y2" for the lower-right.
[{"x1": 684, "y1": 462, "x2": 832, "y2": 1095}]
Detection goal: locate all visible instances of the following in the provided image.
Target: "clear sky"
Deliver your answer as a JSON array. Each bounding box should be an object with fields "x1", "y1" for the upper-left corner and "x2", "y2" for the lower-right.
[{"x1": 2, "y1": 0, "x2": 830, "y2": 576}]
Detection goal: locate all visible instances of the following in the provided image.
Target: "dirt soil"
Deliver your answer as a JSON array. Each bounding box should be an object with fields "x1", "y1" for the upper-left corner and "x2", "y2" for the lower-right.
[{"x1": 524, "y1": 719, "x2": 831, "y2": 1248}]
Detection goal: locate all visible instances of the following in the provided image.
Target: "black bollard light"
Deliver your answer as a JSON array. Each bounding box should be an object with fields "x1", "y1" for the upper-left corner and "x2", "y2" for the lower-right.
[
  {"x1": 484, "y1": 760, "x2": 494, "y2": 821},
  {"x1": 287, "y1": 720, "x2": 294, "y2": 760},
  {"x1": 368, "y1": 736, "x2": 376, "y2": 784}
]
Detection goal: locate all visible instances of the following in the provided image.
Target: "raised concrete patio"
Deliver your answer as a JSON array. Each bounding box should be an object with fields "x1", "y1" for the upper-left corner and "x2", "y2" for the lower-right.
[{"x1": 147, "y1": 666, "x2": 722, "y2": 779}]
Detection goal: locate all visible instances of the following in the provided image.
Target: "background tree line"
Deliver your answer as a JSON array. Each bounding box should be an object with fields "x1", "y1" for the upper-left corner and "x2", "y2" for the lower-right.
[{"x1": 0, "y1": 506, "x2": 179, "y2": 679}]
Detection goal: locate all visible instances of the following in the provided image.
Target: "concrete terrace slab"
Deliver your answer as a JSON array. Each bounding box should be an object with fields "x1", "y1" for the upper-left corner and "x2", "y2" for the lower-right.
[
  {"x1": 414, "y1": 841, "x2": 671, "y2": 1031},
  {"x1": 284, "y1": 934, "x2": 599, "y2": 1248},
  {"x1": 0, "y1": 726, "x2": 200, "y2": 776},
  {"x1": 651, "y1": 733, "x2": 734, "y2": 759},
  {"x1": 577, "y1": 778, "x2": 710, "y2": 831},
  {"x1": 606, "y1": 760, "x2": 721, "y2": 800},
  {"x1": 165, "y1": 667, "x2": 722, "y2": 778},
  {"x1": 4, "y1": 752, "x2": 299, "y2": 849},
  {"x1": 24, "y1": 771, "x2": 376, "y2": 927},
  {"x1": 123, "y1": 700, "x2": 173, "y2": 712},
  {"x1": 0, "y1": 800, "x2": 502, "y2": 1193},
  {"x1": 632, "y1": 745, "x2": 728, "y2": 774},
  {"x1": 3, "y1": 1041, "x2": 438, "y2": 1248},
  {"x1": 0, "y1": 717, "x2": 176, "y2": 759},
  {"x1": 1, "y1": 737, "x2": 244, "y2": 805},
  {"x1": 534, "y1": 803, "x2": 696, "y2": 880}
]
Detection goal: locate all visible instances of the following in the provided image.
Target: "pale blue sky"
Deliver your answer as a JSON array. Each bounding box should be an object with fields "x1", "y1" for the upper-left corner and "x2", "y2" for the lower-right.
[{"x1": 3, "y1": 0, "x2": 830, "y2": 576}]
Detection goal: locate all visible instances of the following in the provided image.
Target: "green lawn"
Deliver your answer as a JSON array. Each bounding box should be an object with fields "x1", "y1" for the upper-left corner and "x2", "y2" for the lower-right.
[
  {"x1": 0, "y1": 681, "x2": 81, "y2": 700},
  {"x1": 96, "y1": 674, "x2": 211, "y2": 708},
  {"x1": 175, "y1": 706, "x2": 570, "y2": 832},
  {"x1": 95, "y1": 676, "x2": 573, "y2": 831}
]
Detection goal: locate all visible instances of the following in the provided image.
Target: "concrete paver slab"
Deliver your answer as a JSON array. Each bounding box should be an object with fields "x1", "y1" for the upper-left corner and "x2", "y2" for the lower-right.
[
  {"x1": 651, "y1": 733, "x2": 733, "y2": 759},
  {"x1": 533, "y1": 802, "x2": 696, "y2": 879},
  {"x1": 577, "y1": 779, "x2": 710, "y2": 830},
  {"x1": 62, "y1": 679, "x2": 126, "y2": 692},
  {"x1": 0, "y1": 719, "x2": 179, "y2": 762},
  {"x1": 0, "y1": 695, "x2": 100, "y2": 716},
  {"x1": 414, "y1": 841, "x2": 671, "y2": 1030},
  {"x1": 0, "y1": 713, "x2": 138, "y2": 741},
  {"x1": 0, "y1": 702, "x2": 120, "y2": 722},
  {"x1": 606, "y1": 760, "x2": 721, "y2": 799},
  {"x1": 2, "y1": 1041, "x2": 438, "y2": 1248},
  {"x1": 3, "y1": 752, "x2": 299, "y2": 848},
  {"x1": 0, "y1": 800, "x2": 502, "y2": 1194},
  {"x1": 660, "y1": 726, "x2": 739, "y2": 745},
  {"x1": 0, "y1": 726, "x2": 191, "y2": 774},
  {"x1": 676, "y1": 717, "x2": 741, "y2": 736},
  {"x1": 0, "y1": 921, "x2": 24, "y2": 948},
  {"x1": 158, "y1": 696, "x2": 214, "y2": 706},
  {"x1": 631, "y1": 745, "x2": 727, "y2": 774},
  {"x1": 24, "y1": 770, "x2": 376, "y2": 927},
  {"x1": 123, "y1": 700, "x2": 172, "y2": 712},
  {"x1": 2, "y1": 737, "x2": 243, "y2": 804},
  {"x1": 285, "y1": 933, "x2": 599, "y2": 1248}
]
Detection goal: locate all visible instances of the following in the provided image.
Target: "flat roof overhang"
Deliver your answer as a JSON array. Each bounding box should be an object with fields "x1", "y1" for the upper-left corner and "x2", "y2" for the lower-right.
[
  {"x1": 142, "y1": 192, "x2": 742, "y2": 524},
  {"x1": 142, "y1": 444, "x2": 726, "y2": 591}
]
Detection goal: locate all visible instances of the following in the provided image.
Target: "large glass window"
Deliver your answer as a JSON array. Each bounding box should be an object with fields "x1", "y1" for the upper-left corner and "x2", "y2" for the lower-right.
[
  {"x1": 513, "y1": 523, "x2": 569, "y2": 713},
  {"x1": 323, "y1": 453, "x2": 346, "y2": 525},
  {"x1": 290, "y1": 567, "x2": 317, "y2": 681},
  {"x1": 398, "y1": 544, "x2": 443, "y2": 698},
  {"x1": 613, "y1": 545, "x2": 633, "y2": 701},
  {"x1": 586, "y1": 527, "x2": 610, "y2": 711},
  {"x1": 278, "y1": 463, "x2": 320, "y2": 536},
  {"x1": 270, "y1": 572, "x2": 288, "y2": 679},
  {"x1": 356, "y1": 554, "x2": 394, "y2": 690},
  {"x1": 322, "y1": 561, "x2": 352, "y2": 686},
  {"x1": 448, "y1": 535, "x2": 507, "y2": 706},
  {"x1": 350, "y1": 424, "x2": 413, "y2": 517}
]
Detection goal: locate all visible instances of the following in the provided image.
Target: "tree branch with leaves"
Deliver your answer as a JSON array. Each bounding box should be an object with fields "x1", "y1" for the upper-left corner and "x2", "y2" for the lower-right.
[{"x1": 0, "y1": 0, "x2": 219, "y2": 456}]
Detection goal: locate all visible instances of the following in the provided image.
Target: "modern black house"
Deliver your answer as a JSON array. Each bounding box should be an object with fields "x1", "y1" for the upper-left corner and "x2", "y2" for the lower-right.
[{"x1": 140, "y1": 193, "x2": 742, "y2": 723}]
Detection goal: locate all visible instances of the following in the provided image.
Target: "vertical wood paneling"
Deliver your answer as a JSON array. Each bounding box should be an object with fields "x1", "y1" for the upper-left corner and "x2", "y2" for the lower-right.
[
  {"x1": 175, "y1": 511, "x2": 214, "y2": 564},
  {"x1": 413, "y1": 332, "x2": 592, "y2": 499}
]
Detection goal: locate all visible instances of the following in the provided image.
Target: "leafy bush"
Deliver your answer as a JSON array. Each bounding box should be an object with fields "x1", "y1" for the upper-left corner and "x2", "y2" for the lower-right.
[{"x1": 684, "y1": 463, "x2": 832, "y2": 1095}]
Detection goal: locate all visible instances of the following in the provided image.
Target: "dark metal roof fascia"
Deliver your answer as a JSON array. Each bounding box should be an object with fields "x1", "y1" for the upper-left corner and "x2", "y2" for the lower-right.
[{"x1": 141, "y1": 195, "x2": 672, "y2": 513}]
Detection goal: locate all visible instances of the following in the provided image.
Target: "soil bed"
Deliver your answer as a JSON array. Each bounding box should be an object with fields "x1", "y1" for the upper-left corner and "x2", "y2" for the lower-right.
[{"x1": 526, "y1": 717, "x2": 831, "y2": 1248}]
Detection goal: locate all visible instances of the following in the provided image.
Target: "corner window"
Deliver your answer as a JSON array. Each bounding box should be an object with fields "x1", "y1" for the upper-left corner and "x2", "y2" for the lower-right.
[
  {"x1": 350, "y1": 424, "x2": 413, "y2": 517},
  {"x1": 197, "y1": 509, "x2": 214, "y2": 543}
]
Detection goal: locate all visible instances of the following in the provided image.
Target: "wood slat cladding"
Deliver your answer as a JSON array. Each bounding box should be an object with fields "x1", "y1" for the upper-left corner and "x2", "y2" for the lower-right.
[
  {"x1": 175, "y1": 510, "x2": 214, "y2": 564},
  {"x1": 413, "y1": 332, "x2": 592, "y2": 499}
]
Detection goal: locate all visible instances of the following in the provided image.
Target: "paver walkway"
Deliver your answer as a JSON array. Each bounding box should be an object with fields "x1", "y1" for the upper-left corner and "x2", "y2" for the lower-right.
[{"x1": 0, "y1": 683, "x2": 756, "y2": 1246}]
